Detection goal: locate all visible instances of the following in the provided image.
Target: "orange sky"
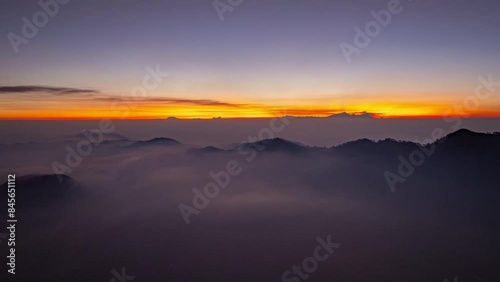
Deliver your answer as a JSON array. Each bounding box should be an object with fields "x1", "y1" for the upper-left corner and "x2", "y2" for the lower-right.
[
  {"x1": 1, "y1": 96, "x2": 499, "y2": 120},
  {"x1": 1, "y1": 83, "x2": 499, "y2": 120},
  {"x1": 2, "y1": 0, "x2": 499, "y2": 121}
]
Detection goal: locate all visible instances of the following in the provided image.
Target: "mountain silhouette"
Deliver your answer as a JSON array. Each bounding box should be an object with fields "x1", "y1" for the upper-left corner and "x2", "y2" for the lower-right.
[
  {"x1": 0, "y1": 174, "x2": 80, "y2": 208},
  {"x1": 125, "y1": 137, "x2": 181, "y2": 149},
  {"x1": 2, "y1": 128, "x2": 500, "y2": 282},
  {"x1": 328, "y1": 111, "x2": 375, "y2": 118},
  {"x1": 237, "y1": 138, "x2": 307, "y2": 154},
  {"x1": 333, "y1": 138, "x2": 418, "y2": 158},
  {"x1": 436, "y1": 128, "x2": 498, "y2": 152}
]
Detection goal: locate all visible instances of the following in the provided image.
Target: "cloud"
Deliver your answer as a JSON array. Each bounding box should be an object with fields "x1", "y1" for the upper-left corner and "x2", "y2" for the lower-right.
[
  {"x1": 0, "y1": 86, "x2": 244, "y2": 108},
  {"x1": 94, "y1": 96, "x2": 250, "y2": 107},
  {"x1": 143, "y1": 98, "x2": 242, "y2": 107},
  {"x1": 0, "y1": 85, "x2": 260, "y2": 114},
  {"x1": 0, "y1": 86, "x2": 99, "y2": 94}
]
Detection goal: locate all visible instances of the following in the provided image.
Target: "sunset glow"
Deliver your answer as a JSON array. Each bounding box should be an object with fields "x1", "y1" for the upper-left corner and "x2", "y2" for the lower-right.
[
  {"x1": 1, "y1": 93, "x2": 499, "y2": 120},
  {"x1": 1, "y1": 1, "x2": 499, "y2": 120}
]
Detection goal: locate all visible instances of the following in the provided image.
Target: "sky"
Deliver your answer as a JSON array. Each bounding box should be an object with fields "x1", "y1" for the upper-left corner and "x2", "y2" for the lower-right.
[{"x1": 0, "y1": 0, "x2": 499, "y2": 119}]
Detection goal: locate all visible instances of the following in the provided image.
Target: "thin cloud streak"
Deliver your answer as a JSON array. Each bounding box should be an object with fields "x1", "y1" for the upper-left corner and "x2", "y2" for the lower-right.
[
  {"x1": 0, "y1": 86, "x2": 253, "y2": 108},
  {"x1": 94, "y1": 96, "x2": 253, "y2": 107},
  {"x1": 0, "y1": 86, "x2": 99, "y2": 95}
]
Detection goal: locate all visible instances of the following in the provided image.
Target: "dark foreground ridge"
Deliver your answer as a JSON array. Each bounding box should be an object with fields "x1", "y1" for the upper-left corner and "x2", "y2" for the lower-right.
[
  {"x1": 0, "y1": 174, "x2": 80, "y2": 207},
  {"x1": 195, "y1": 129, "x2": 500, "y2": 156}
]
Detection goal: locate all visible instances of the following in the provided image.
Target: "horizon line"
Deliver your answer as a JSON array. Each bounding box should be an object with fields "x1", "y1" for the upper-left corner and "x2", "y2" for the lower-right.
[{"x1": 2, "y1": 115, "x2": 500, "y2": 121}]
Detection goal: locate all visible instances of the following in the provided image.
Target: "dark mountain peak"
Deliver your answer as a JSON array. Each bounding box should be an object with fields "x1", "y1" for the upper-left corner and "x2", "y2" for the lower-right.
[
  {"x1": 328, "y1": 112, "x2": 375, "y2": 118},
  {"x1": 241, "y1": 138, "x2": 306, "y2": 153},
  {"x1": 447, "y1": 128, "x2": 478, "y2": 137},
  {"x1": 266, "y1": 137, "x2": 292, "y2": 143},
  {"x1": 334, "y1": 137, "x2": 418, "y2": 157},
  {"x1": 435, "y1": 128, "x2": 499, "y2": 152},
  {"x1": 203, "y1": 146, "x2": 224, "y2": 152},
  {"x1": 127, "y1": 137, "x2": 181, "y2": 148},
  {"x1": 439, "y1": 128, "x2": 488, "y2": 143},
  {"x1": 337, "y1": 137, "x2": 415, "y2": 147},
  {"x1": 147, "y1": 137, "x2": 180, "y2": 144},
  {"x1": 328, "y1": 128, "x2": 499, "y2": 159},
  {"x1": 329, "y1": 112, "x2": 351, "y2": 118},
  {"x1": 337, "y1": 138, "x2": 375, "y2": 147},
  {"x1": 256, "y1": 138, "x2": 301, "y2": 147}
]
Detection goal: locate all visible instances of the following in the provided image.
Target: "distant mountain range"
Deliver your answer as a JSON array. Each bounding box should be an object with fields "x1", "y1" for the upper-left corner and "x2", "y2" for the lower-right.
[
  {"x1": 163, "y1": 112, "x2": 379, "y2": 119},
  {"x1": 328, "y1": 111, "x2": 377, "y2": 118},
  {"x1": 2, "y1": 128, "x2": 499, "y2": 281},
  {"x1": 5, "y1": 129, "x2": 499, "y2": 198},
  {"x1": 183, "y1": 129, "x2": 500, "y2": 155}
]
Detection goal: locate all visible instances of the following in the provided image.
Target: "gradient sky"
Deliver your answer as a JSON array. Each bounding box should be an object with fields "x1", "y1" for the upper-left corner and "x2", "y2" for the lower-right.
[{"x1": 0, "y1": 0, "x2": 499, "y2": 119}]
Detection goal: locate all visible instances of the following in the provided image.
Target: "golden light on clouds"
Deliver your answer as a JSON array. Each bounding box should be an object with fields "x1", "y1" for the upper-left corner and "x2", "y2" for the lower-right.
[{"x1": 1, "y1": 87, "x2": 499, "y2": 119}]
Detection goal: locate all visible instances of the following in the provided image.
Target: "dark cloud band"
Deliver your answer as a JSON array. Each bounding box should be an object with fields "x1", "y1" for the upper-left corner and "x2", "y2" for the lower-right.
[{"x1": 0, "y1": 86, "x2": 99, "y2": 94}]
